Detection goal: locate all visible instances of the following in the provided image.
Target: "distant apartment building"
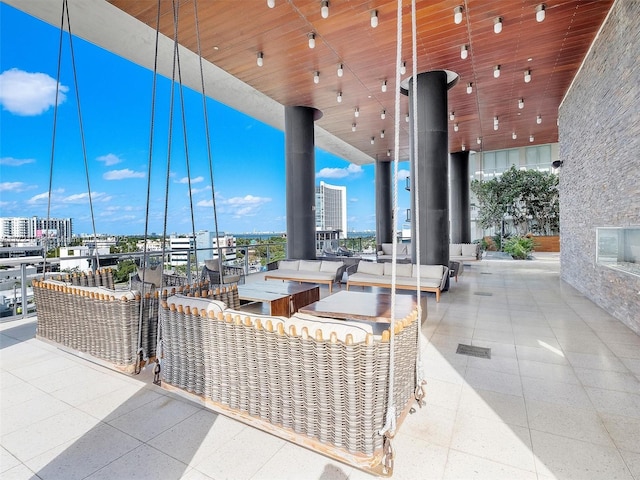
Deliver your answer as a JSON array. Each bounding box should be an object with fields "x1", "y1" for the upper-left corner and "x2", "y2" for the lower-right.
[
  {"x1": 59, "y1": 246, "x2": 110, "y2": 272},
  {"x1": 0, "y1": 216, "x2": 72, "y2": 248},
  {"x1": 168, "y1": 236, "x2": 195, "y2": 267},
  {"x1": 315, "y1": 181, "x2": 347, "y2": 239},
  {"x1": 195, "y1": 231, "x2": 237, "y2": 264}
]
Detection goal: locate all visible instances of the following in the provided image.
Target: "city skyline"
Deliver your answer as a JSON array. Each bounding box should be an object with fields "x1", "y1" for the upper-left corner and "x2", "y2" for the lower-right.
[{"x1": 0, "y1": 4, "x2": 411, "y2": 236}]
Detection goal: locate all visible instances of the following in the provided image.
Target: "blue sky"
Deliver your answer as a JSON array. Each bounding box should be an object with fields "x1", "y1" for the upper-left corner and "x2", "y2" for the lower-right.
[{"x1": 0, "y1": 4, "x2": 410, "y2": 236}]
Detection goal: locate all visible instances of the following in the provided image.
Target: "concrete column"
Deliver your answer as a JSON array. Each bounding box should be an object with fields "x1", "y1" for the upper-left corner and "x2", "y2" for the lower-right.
[
  {"x1": 285, "y1": 106, "x2": 322, "y2": 260},
  {"x1": 450, "y1": 150, "x2": 471, "y2": 243},
  {"x1": 406, "y1": 70, "x2": 457, "y2": 267},
  {"x1": 375, "y1": 159, "x2": 392, "y2": 246}
]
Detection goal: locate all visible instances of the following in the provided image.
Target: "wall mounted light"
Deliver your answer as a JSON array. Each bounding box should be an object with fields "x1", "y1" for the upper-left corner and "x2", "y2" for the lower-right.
[
  {"x1": 536, "y1": 4, "x2": 546, "y2": 22},
  {"x1": 494, "y1": 65, "x2": 501, "y2": 78},
  {"x1": 381, "y1": 80, "x2": 387, "y2": 92},
  {"x1": 518, "y1": 98, "x2": 524, "y2": 109},
  {"x1": 371, "y1": 136, "x2": 375, "y2": 145},
  {"x1": 524, "y1": 69, "x2": 532, "y2": 83},
  {"x1": 321, "y1": 0, "x2": 329, "y2": 19},
  {"x1": 354, "y1": 107, "x2": 359, "y2": 117},
  {"x1": 536, "y1": 114, "x2": 542, "y2": 124},
  {"x1": 454, "y1": 123, "x2": 459, "y2": 132},
  {"x1": 352, "y1": 123, "x2": 357, "y2": 132},
  {"x1": 380, "y1": 130, "x2": 385, "y2": 138},
  {"x1": 256, "y1": 52, "x2": 264, "y2": 67},
  {"x1": 381, "y1": 110, "x2": 386, "y2": 119},
  {"x1": 461, "y1": 44, "x2": 468, "y2": 60},
  {"x1": 337, "y1": 64, "x2": 343, "y2": 77},
  {"x1": 370, "y1": 10, "x2": 378, "y2": 28},
  {"x1": 512, "y1": 132, "x2": 517, "y2": 140},
  {"x1": 494, "y1": 17, "x2": 503, "y2": 34},
  {"x1": 466, "y1": 82, "x2": 473, "y2": 94},
  {"x1": 530, "y1": 135, "x2": 535, "y2": 142},
  {"x1": 336, "y1": 91, "x2": 342, "y2": 103},
  {"x1": 400, "y1": 62, "x2": 407, "y2": 75},
  {"x1": 267, "y1": 0, "x2": 275, "y2": 8},
  {"x1": 313, "y1": 71, "x2": 320, "y2": 84},
  {"x1": 308, "y1": 33, "x2": 316, "y2": 49},
  {"x1": 454, "y1": 6, "x2": 463, "y2": 24}
]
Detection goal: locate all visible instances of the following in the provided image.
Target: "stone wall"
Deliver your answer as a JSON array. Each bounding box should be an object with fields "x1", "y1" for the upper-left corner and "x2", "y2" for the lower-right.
[{"x1": 559, "y1": 0, "x2": 640, "y2": 333}]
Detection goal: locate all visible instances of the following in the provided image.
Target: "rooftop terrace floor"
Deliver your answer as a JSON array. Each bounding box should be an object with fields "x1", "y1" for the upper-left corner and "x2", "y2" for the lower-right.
[{"x1": 2, "y1": 254, "x2": 639, "y2": 479}]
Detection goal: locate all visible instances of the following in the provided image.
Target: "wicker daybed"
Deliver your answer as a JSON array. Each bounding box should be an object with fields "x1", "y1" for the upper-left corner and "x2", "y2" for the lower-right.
[{"x1": 158, "y1": 294, "x2": 421, "y2": 476}]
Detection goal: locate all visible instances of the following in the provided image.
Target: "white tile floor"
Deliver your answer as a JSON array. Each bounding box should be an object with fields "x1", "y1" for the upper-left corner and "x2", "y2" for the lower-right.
[{"x1": 1, "y1": 254, "x2": 639, "y2": 479}]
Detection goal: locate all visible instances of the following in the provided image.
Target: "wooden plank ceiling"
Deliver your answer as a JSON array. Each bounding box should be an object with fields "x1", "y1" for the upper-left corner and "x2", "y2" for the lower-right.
[{"x1": 108, "y1": 0, "x2": 614, "y2": 163}]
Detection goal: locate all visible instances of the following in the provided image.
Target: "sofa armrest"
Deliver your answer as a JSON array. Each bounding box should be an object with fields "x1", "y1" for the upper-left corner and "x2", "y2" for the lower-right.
[{"x1": 439, "y1": 266, "x2": 450, "y2": 291}]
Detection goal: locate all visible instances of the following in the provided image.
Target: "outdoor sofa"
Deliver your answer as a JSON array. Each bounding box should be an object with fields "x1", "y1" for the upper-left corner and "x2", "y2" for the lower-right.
[
  {"x1": 264, "y1": 259, "x2": 346, "y2": 293},
  {"x1": 449, "y1": 243, "x2": 481, "y2": 262},
  {"x1": 346, "y1": 260, "x2": 449, "y2": 302}
]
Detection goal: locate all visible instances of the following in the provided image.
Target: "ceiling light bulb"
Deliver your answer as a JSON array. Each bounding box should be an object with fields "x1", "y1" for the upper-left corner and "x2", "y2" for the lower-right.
[
  {"x1": 354, "y1": 107, "x2": 359, "y2": 117},
  {"x1": 371, "y1": 136, "x2": 375, "y2": 145},
  {"x1": 466, "y1": 82, "x2": 473, "y2": 94},
  {"x1": 477, "y1": 136, "x2": 482, "y2": 144},
  {"x1": 462, "y1": 144, "x2": 466, "y2": 151},
  {"x1": 493, "y1": 116, "x2": 499, "y2": 130},
  {"x1": 530, "y1": 135, "x2": 534, "y2": 142},
  {"x1": 371, "y1": 10, "x2": 378, "y2": 28},
  {"x1": 256, "y1": 52, "x2": 264, "y2": 67},
  {"x1": 461, "y1": 44, "x2": 468, "y2": 60},
  {"x1": 352, "y1": 123, "x2": 356, "y2": 132},
  {"x1": 387, "y1": 150, "x2": 391, "y2": 157},
  {"x1": 518, "y1": 98, "x2": 524, "y2": 109},
  {"x1": 536, "y1": 4, "x2": 546, "y2": 22},
  {"x1": 400, "y1": 62, "x2": 406, "y2": 75},
  {"x1": 524, "y1": 69, "x2": 531, "y2": 83},
  {"x1": 494, "y1": 17, "x2": 503, "y2": 34},
  {"x1": 381, "y1": 80, "x2": 387, "y2": 92},
  {"x1": 494, "y1": 65, "x2": 501, "y2": 78},
  {"x1": 454, "y1": 123, "x2": 459, "y2": 132},
  {"x1": 337, "y1": 64, "x2": 343, "y2": 77},
  {"x1": 454, "y1": 6, "x2": 463, "y2": 24},
  {"x1": 512, "y1": 132, "x2": 517, "y2": 140},
  {"x1": 380, "y1": 130, "x2": 385, "y2": 138},
  {"x1": 321, "y1": 0, "x2": 329, "y2": 19},
  {"x1": 267, "y1": 0, "x2": 275, "y2": 8},
  {"x1": 337, "y1": 91, "x2": 342, "y2": 103},
  {"x1": 381, "y1": 110, "x2": 386, "y2": 119},
  {"x1": 313, "y1": 71, "x2": 320, "y2": 84},
  {"x1": 536, "y1": 115, "x2": 542, "y2": 124},
  {"x1": 406, "y1": 113, "x2": 410, "y2": 123},
  {"x1": 308, "y1": 33, "x2": 315, "y2": 49}
]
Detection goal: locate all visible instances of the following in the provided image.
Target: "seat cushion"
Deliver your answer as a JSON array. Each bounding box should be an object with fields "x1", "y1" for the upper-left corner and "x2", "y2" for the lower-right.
[
  {"x1": 357, "y1": 261, "x2": 385, "y2": 276},
  {"x1": 320, "y1": 260, "x2": 343, "y2": 274},
  {"x1": 449, "y1": 244, "x2": 463, "y2": 256},
  {"x1": 461, "y1": 244, "x2": 478, "y2": 257},
  {"x1": 299, "y1": 260, "x2": 321, "y2": 271},
  {"x1": 383, "y1": 262, "x2": 413, "y2": 277},
  {"x1": 412, "y1": 264, "x2": 444, "y2": 280},
  {"x1": 279, "y1": 260, "x2": 300, "y2": 270},
  {"x1": 166, "y1": 294, "x2": 226, "y2": 315},
  {"x1": 287, "y1": 312, "x2": 377, "y2": 343}
]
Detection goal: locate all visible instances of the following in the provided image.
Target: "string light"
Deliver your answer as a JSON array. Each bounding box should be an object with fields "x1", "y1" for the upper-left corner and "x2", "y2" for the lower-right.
[
  {"x1": 337, "y1": 64, "x2": 343, "y2": 77},
  {"x1": 336, "y1": 91, "x2": 342, "y2": 103},
  {"x1": 370, "y1": 10, "x2": 378, "y2": 28},
  {"x1": 256, "y1": 52, "x2": 264, "y2": 67},
  {"x1": 352, "y1": 123, "x2": 356, "y2": 132},
  {"x1": 518, "y1": 98, "x2": 524, "y2": 109},
  {"x1": 381, "y1": 110, "x2": 386, "y2": 119},
  {"x1": 536, "y1": 4, "x2": 546, "y2": 22},
  {"x1": 321, "y1": 0, "x2": 329, "y2": 19},
  {"x1": 381, "y1": 80, "x2": 387, "y2": 92},
  {"x1": 466, "y1": 82, "x2": 473, "y2": 94},
  {"x1": 494, "y1": 65, "x2": 501, "y2": 78},
  {"x1": 354, "y1": 107, "x2": 359, "y2": 118},
  {"x1": 267, "y1": 0, "x2": 275, "y2": 8},
  {"x1": 400, "y1": 62, "x2": 406, "y2": 75},
  {"x1": 536, "y1": 114, "x2": 542, "y2": 124},
  {"x1": 313, "y1": 71, "x2": 320, "y2": 84},
  {"x1": 524, "y1": 69, "x2": 532, "y2": 83},
  {"x1": 461, "y1": 45, "x2": 468, "y2": 60},
  {"x1": 494, "y1": 17, "x2": 503, "y2": 34},
  {"x1": 454, "y1": 6, "x2": 463, "y2": 24},
  {"x1": 308, "y1": 33, "x2": 316, "y2": 49}
]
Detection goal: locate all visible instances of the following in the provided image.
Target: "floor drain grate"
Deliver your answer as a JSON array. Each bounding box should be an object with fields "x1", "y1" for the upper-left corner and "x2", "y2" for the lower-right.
[
  {"x1": 473, "y1": 292, "x2": 493, "y2": 296},
  {"x1": 456, "y1": 344, "x2": 491, "y2": 359}
]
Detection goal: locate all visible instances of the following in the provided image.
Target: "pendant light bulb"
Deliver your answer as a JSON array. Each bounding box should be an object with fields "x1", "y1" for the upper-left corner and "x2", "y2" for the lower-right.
[
  {"x1": 518, "y1": 98, "x2": 524, "y2": 109},
  {"x1": 380, "y1": 130, "x2": 385, "y2": 138},
  {"x1": 381, "y1": 80, "x2": 387, "y2": 92},
  {"x1": 400, "y1": 62, "x2": 406, "y2": 75},
  {"x1": 337, "y1": 63, "x2": 343, "y2": 77},
  {"x1": 267, "y1": 0, "x2": 275, "y2": 8},
  {"x1": 524, "y1": 69, "x2": 532, "y2": 83},
  {"x1": 494, "y1": 65, "x2": 501, "y2": 78},
  {"x1": 336, "y1": 91, "x2": 342, "y2": 103},
  {"x1": 371, "y1": 136, "x2": 375, "y2": 145},
  {"x1": 370, "y1": 10, "x2": 378, "y2": 28},
  {"x1": 493, "y1": 116, "x2": 499, "y2": 130},
  {"x1": 321, "y1": 0, "x2": 329, "y2": 19},
  {"x1": 462, "y1": 144, "x2": 466, "y2": 151},
  {"x1": 536, "y1": 4, "x2": 546, "y2": 22},
  {"x1": 466, "y1": 82, "x2": 473, "y2": 94},
  {"x1": 461, "y1": 44, "x2": 468, "y2": 60},
  {"x1": 256, "y1": 52, "x2": 264, "y2": 67},
  {"x1": 308, "y1": 33, "x2": 315, "y2": 49},
  {"x1": 352, "y1": 123, "x2": 356, "y2": 132},
  {"x1": 405, "y1": 113, "x2": 410, "y2": 123},
  {"x1": 494, "y1": 17, "x2": 503, "y2": 34},
  {"x1": 381, "y1": 110, "x2": 386, "y2": 120},
  {"x1": 477, "y1": 136, "x2": 482, "y2": 145},
  {"x1": 454, "y1": 6, "x2": 463, "y2": 24},
  {"x1": 536, "y1": 115, "x2": 542, "y2": 124},
  {"x1": 450, "y1": 111, "x2": 455, "y2": 121},
  {"x1": 314, "y1": 71, "x2": 320, "y2": 84},
  {"x1": 454, "y1": 123, "x2": 459, "y2": 132},
  {"x1": 530, "y1": 135, "x2": 535, "y2": 142},
  {"x1": 512, "y1": 132, "x2": 517, "y2": 140},
  {"x1": 354, "y1": 107, "x2": 359, "y2": 118}
]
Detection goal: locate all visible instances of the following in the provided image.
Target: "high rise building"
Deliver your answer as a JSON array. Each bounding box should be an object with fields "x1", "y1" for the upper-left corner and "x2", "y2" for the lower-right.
[
  {"x1": 0, "y1": 216, "x2": 73, "y2": 248},
  {"x1": 315, "y1": 182, "x2": 347, "y2": 238}
]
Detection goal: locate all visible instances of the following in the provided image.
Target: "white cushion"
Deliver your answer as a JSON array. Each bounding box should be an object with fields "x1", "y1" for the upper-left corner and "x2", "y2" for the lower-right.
[
  {"x1": 167, "y1": 294, "x2": 226, "y2": 315},
  {"x1": 137, "y1": 266, "x2": 163, "y2": 287},
  {"x1": 287, "y1": 312, "x2": 375, "y2": 343},
  {"x1": 357, "y1": 261, "x2": 385, "y2": 276},
  {"x1": 279, "y1": 260, "x2": 300, "y2": 270},
  {"x1": 299, "y1": 260, "x2": 321, "y2": 271},
  {"x1": 381, "y1": 262, "x2": 413, "y2": 277},
  {"x1": 449, "y1": 244, "x2": 463, "y2": 256},
  {"x1": 461, "y1": 244, "x2": 477, "y2": 256},
  {"x1": 381, "y1": 243, "x2": 393, "y2": 255},
  {"x1": 204, "y1": 259, "x2": 220, "y2": 270},
  {"x1": 397, "y1": 244, "x2": 409, "y2": 255},
  {"x1": 223, "y1": 309, "x2": 287, "y2": 327},
  {"x1": 320, "y1": 260, "x2": 342, "y2": 273},
  {"x1": 412, "y1": 264, "x2": 445, "y2": 280}
]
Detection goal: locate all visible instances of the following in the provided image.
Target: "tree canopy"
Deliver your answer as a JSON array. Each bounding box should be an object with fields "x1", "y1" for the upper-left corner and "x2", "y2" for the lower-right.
[{"x1": 470, "y1": 166, "x2": 559, "y2": 236}]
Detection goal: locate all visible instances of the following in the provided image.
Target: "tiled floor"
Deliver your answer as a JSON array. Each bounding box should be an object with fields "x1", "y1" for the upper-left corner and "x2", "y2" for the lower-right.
[{"x1": 2, "y1": 254, "x2": 639, "y2": 479}]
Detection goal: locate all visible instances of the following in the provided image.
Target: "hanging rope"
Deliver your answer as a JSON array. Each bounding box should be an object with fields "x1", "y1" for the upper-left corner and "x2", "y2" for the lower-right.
[{"x1": 193, "y1": 0, "x2": 224, "y2": 277}]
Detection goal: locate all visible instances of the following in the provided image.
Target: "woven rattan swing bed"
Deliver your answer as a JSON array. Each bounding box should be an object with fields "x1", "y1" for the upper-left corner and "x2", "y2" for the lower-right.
[{"x1": 33, "y1": 0, "x2": 429, "y2": 475}]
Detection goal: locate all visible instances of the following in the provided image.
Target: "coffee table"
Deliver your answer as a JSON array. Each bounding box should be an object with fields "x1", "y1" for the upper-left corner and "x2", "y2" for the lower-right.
[
  {"x1": 299, "y1": 290, "x2": 426, "y2": 324},
  {"x1": 237, "y1": 282, "x2": 320, "y2": 317}
]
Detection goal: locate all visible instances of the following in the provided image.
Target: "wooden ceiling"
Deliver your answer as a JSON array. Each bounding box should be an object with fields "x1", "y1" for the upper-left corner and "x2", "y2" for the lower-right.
[{"x1": 107, "y1": 0, "x2": 614, "y2": 163}]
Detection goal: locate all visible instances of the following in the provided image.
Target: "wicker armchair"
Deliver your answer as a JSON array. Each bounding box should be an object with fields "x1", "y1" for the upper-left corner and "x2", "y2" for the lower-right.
[{"x1": 201, "y1": 260, "x2": 245, "y2": 286}]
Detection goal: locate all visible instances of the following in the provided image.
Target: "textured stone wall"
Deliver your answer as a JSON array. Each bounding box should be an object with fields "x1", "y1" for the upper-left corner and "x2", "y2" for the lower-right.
[{"x1": 559, "y1": 0, "x2": 640, "y2": 333}]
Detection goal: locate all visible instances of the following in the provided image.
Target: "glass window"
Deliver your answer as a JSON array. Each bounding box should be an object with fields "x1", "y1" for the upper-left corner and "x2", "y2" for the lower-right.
[{"x1": 596, "y1": 227, "x2": 640, "y2": 278}]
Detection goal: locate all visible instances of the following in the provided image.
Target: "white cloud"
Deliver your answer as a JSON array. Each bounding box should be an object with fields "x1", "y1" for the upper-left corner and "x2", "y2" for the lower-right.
[
  {"x1": 198, "y1": 194, "x2": 271, "y2": 216},
  {"x1": 176, "y1": 176, "x2": 204, "y2": 184},
  {"x1": 0, "y1": 68, "x2": 68, "y2": 116},
  {"x1": 0, "y1": 157, "x2": 36, "y2": 166},
  {"x1": 62, "y1": 192, "x2": 111, "y2": 203},
  {"x1": 103, "y1": 169, "x2": 145, "y2": 180},
  {"x1": 27, "y1": 191, "x2": 54, "y2": 204},
  {"x1": 0, "y1": 181, "x2": 27, "y2": 192},
  {"x1": 96, "y1": 153, "x2": 123, "y2": 166},
  {"x1": 191, "y1": 185, "x2": 211, "y2": 195},
  {"x1": 317, "y1": 163, "x2": 363, "y2": 179},
  {"x1": 396, "y1": 169, "x2": 410, "y2": 181}
]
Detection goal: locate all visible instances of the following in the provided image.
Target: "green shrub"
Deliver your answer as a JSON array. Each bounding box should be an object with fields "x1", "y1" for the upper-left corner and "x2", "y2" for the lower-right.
[{"x1": 503, "y1": 236, "x2": 535, "y2": 260}]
